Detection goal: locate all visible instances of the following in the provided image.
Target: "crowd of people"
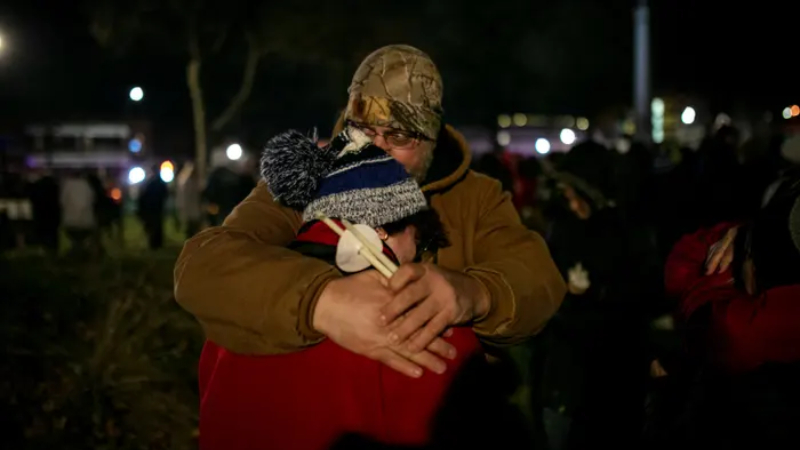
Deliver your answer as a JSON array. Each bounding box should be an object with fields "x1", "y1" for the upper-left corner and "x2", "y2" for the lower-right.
[
  {"x1": 0, "y1": 167, "x2": 165, "y2": 253},
  {"x1": 173, "y1": 45, "x2": 800, "y2": 450},
  {"x1": 0, "y1": 160, "x2": 259, "y2": 253},
  {"x1": 475, "y1": 125, "x2": 799, "y2": 448},
  {"x1": 2, "y1": 43, "x2": 798, "y2": 449}
]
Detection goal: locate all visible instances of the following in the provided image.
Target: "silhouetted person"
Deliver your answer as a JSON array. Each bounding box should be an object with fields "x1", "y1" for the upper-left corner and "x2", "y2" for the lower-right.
[
  {"x1": 665, "y1": 172, "x2": 800, "y2": 448},
  {"x1": 86, "y1": 171, "x2": 115, "y2": 251},
  {"x1": 60, "y1": 170, "x2": 98, "y2": 256},
  {"x1": 137, "y1": 166, "x2": 168, "y2": 249},
  {"x1": 28, "y1": 170, "x2": 61, "y2": 251},
  {"x1": 204, "y1": 166, "x2": 254, "y2": 226},
  {"x1": 696, "y1": 125, "x2": 745, "y2": 225},
  {"x1": 176, "y1": 163, "x2": 203, "y2": 239}
]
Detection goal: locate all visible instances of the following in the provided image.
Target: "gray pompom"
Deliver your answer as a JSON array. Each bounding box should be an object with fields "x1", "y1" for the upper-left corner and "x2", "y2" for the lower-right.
[{"x1": 261, "y1": 130, "x2": 336, "y2": 209}]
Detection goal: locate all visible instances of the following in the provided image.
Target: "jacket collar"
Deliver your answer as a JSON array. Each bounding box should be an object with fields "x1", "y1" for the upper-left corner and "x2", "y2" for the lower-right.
[{"x1": 290, "y1": 220, "x2": 400, "y2": 269}]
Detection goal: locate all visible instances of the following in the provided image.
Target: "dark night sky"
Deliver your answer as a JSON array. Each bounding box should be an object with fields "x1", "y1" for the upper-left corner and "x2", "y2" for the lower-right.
[{"x1": 0, "y1": 0, "x2": 798, "y2": 141}]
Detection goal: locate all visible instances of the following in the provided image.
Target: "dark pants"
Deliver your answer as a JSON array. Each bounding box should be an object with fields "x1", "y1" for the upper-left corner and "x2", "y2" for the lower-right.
[{"x1": 142, "y1": 216, "x2": 164, "y2": 250}]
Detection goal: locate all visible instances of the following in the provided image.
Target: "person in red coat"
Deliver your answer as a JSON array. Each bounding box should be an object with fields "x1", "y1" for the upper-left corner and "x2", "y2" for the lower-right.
[
  {"x1": 664, "y1": 170, "x2": 800, "y2": 447},
  {"x1": 665, "y1": 172, "x2": 800, "y2": 373},
  {"x1": 198, "y1": 129, "x2": 483, "y2": 450}
]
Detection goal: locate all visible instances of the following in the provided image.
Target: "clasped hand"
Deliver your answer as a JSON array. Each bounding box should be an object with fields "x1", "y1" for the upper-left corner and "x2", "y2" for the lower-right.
[{"x1": 313, "y1": 263, "x2": 488, "y2": 378}]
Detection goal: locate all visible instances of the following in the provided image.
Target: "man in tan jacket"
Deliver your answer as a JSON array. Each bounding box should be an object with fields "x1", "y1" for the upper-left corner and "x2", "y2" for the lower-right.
[{"x1": 174, "y1": 44, "x2": 566, "y2": 378}]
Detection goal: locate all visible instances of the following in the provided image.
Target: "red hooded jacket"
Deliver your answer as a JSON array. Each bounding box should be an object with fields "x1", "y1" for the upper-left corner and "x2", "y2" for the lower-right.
[
  {"x1": 665, "y1": 223, "x2": 800, "y2": 373},
  {"x1": 198, "y1": 221, "x2": 482, "y2": 450}
]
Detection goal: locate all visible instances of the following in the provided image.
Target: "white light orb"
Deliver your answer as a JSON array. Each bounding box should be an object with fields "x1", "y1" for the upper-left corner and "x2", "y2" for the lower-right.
[
  {"x1": 535, "y1": 138, "x2": 551, "y2": 155},
  {"x1": 226, "y1": 143, "x2": 243, "y2": 160}
]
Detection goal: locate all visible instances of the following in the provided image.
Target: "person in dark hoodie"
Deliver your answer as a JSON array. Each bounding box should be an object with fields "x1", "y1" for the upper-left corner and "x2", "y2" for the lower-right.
[
  {"x1": 137, "y1": 165, "x2": 168, "y2": 249},
  {"x1": 531, "y1": 141, "x2": 663, "y2": 450},
  {"x1": 665, "y1": 170, "x2": 800, "y2": 447}
]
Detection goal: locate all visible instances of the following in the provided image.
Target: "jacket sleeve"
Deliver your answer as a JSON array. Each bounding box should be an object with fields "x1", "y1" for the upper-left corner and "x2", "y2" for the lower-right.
[
  {"x1": 174, "y1": 181, "x2": 340, "y2": 355},
  {"x1": 665, "y1": 224, "x2": 800, "y2": 373},
  {"x1": 711, "y1": 286, "x2": 800, "y2": 373},
  {"x1": 664, "y1": 222, "x2": 736, "y2": 318},
  {"x1": 465, "y1": 177, "x2": 566, "y2": 346}
]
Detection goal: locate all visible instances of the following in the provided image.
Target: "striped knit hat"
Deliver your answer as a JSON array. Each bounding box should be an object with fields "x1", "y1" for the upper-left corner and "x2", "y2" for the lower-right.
[{"x1": 261, "y1": 127, "x2": 428, "y2": 228}]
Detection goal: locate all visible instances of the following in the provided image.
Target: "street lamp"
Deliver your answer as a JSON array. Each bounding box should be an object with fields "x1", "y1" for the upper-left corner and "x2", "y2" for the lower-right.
[
  {"x1": 560, "y1": 128, "x2": 576, "y2": 145},
  {"x1": 535, "y1": 138, "x2": 551, "y2": 155},
  {"x1": 129, "y1": 86, "x2": 144, "y2": 102},
  {"x1": 226, "y1": 143, "x2": 243, "y2": 161},
  {"x1": 496, "y1": 131, "x2": 510, "y2": 146},
  {"x1": 160, "y1": 161, "x2": 175, "y2": 183},
  {"x1": 681, "y1": 106, "x2": 696, "y2": 125},
  {"x1": 128, "y1": 166, "x2": 146, "y2": 184},
  {"x1": 128, "y1": 138, "x2": 142, "y2": 153}
]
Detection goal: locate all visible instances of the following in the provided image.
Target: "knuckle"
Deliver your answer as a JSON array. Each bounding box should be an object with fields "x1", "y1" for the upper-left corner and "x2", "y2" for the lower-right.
[
  {"x1": 389, "y1": 303, "x2": 405, "y2": 316},
  {"x1": 415, "y1": 331, "x2": 431, "y2": 345}
]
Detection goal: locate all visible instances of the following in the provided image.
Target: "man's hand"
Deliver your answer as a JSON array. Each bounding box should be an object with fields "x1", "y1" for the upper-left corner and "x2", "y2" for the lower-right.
[
  {"x1": 381, "y1": 263, "x2": 490, "y2": 354},
  {"x1": 706, "y1": 227, "x2": 739, "y2": 275},
  {"x1": 312, "y1": 270, "x2": 456, "y2": 378}
]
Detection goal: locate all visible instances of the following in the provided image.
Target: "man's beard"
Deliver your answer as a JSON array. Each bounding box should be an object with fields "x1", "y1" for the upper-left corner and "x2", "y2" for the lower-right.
[{"x1": 410, "y1": 147, "x2": 434, "y2": 184}]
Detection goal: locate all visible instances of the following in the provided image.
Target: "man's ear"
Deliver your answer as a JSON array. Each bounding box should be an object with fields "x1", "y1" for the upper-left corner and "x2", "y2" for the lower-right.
[{"x1": 375, "y1": 227, "x2": 389, "y2": 241}]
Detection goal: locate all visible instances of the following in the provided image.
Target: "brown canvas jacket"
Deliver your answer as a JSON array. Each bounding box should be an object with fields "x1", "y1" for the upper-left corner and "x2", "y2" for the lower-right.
[{"x1": 174, "y1": 124, "x2": 566, "y2": 354}]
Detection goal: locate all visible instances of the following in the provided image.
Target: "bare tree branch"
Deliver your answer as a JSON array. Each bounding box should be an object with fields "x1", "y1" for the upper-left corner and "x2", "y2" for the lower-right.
[
  {"x1": 187, "y1": 58, "x2": 208, "y2": 181},
  {"x1": 186, "y1": 14, "x2": 201, "y2": 59},
  {"x1": 209, "y1": 37, "x2": 261, "y2": 132},
  {"x1": 209, "y1": 24, "x2": 230, "y2": 54}
]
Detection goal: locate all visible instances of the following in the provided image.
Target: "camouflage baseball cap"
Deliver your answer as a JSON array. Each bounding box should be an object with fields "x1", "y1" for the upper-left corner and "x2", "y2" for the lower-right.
[{"x1": 345, "y1": 45, "x2": 443, "y2": 141}]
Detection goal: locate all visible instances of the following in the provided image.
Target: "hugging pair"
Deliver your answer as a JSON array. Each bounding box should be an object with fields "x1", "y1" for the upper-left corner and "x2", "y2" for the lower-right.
[{"x1": 198, "y1": 127, "x2": 482, "y2": 450}]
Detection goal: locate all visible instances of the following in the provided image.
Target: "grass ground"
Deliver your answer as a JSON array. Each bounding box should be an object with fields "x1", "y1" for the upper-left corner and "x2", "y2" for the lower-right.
[
  {"x1": 1, "y1": 219, "x2": 202, "y2": 449},
  {"x1": 55, "y1": 214, "x2": 187, "y2": 255}
]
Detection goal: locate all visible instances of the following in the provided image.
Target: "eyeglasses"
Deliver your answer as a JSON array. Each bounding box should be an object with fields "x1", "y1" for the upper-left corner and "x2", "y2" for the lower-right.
[{"x1": 346, "y1": 120, "x2": 433, "y2": 150}]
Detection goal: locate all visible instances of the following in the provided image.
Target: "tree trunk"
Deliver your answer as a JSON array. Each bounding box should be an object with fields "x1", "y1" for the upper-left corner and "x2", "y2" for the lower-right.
[
  {"x1": 210, "y1": 44, "x2": 261, "y2": 133},
  {"x1": 187, "y1": 58, "x2": 207, "y2": 182}
]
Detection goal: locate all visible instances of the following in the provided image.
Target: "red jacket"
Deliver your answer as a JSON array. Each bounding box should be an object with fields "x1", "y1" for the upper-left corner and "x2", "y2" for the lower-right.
[
  {"x1": 198, "y1": 221, "x2": 483, "y2": 449},
  {"x1": 665, "y1": 223, "x2": 800, "y2": 373},
  {"x1": 199, "y1": 331, "x2": 480, "y2": 450}
]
